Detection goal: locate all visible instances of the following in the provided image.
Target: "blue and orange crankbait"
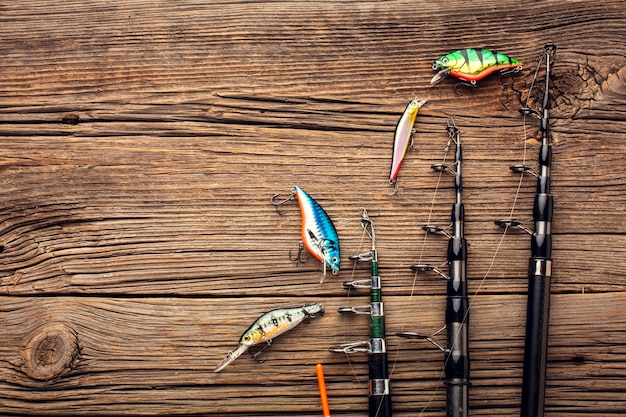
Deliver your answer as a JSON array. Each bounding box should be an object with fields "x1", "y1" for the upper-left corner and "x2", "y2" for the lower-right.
[
  {"x1": 431, "y1": 48, "x2": 522, "y2": 88},
  {"x1": 271, "y1": 186, "x2": 340, "y2": 282}
]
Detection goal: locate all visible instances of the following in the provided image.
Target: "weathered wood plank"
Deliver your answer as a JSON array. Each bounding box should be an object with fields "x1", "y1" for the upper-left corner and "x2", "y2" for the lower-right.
[
  {"x1": 0, "y1": 293, "x2": 624, "y2": 416},
  {"x1": 1, "y1": 1, "x2": 624, "y2": 102},
  {"x1": 1, "y1": 228, "x2": 625, "y2": 296},
  {"x1": 1, "y1": 0, "x2": 625, "y2": 416},
  {"x1": 0, "y1": 118, "x2": 623, "y2": 296}
]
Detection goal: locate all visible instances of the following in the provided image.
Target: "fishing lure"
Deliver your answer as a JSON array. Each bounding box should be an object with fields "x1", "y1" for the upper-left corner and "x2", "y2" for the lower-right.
[
  {"x1": 214, "y1": 303, "x2": 324, "y2": 372},
  {"x1": 389, "y1": 98, "x2": 428, "y2": 193},
  {"x1": 431, "y1": 48, "x2": 522, "y2": 87},
  {"x1": 271, "y1": 186, "x2": 340, "y2": 282}
]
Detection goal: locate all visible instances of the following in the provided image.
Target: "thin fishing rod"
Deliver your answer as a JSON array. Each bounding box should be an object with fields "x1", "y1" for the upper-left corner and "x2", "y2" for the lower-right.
[
  {"x1": 330, "y1": 209, "x2": 392, "y2": 417},
  {"x1": 495, "y1": 43, "x2": 556, "y2": 417},
  {"x1": 398, "y1": 120, "x2": 469, "y2": 417}
]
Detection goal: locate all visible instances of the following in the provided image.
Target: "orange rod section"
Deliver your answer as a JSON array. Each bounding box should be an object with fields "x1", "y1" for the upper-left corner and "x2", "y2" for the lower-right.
[{"x1": 316, "y1": 363, "x2": 331, "y2": 417}]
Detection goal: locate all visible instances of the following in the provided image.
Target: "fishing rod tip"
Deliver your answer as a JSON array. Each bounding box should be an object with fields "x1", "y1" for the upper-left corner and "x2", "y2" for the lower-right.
[
  {"x1": 316, "y1": 363, "x2": 331, "y2": 417},
  {"x1": 545, "y1": 42, "x2": 556, "y2": 52}
]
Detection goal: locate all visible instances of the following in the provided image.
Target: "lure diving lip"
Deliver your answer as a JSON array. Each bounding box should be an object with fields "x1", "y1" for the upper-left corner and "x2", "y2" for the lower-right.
[
  {"x1": 389, "y1": 98, "x2": 428, "y2": 187},
  {"x1": 214, "y1": 303, "x2": 324, "y2": 372},
  {"x1": 431, "y1": 48, "x2": 522, "y2": 86}
]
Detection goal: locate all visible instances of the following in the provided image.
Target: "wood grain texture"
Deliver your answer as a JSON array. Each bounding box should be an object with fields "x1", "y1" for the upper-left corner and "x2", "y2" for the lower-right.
[{"x1": 1, "y1": 0, "x2": 625, "y2": 416}]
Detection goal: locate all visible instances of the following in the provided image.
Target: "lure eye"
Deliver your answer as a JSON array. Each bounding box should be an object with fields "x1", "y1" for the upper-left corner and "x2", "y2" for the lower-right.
[
  {"x1": 331, "y1": 257, "x2": 338, "y2": 264},
  {"x1": 243, "y1": 335, "x2": 251, "y2": 343},
  {"x1": 442, "y1": 57, "x2": 449, "y2": 64}
]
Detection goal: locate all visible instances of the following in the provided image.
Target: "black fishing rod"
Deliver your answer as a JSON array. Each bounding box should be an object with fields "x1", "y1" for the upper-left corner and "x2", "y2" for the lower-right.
[
  {"x1": 398, "y1": 120, "x2": 470, "y2": 417},
  {"x1": 496, "y1": 43, "x2": 556, "y2": 417},
  {"x1": 330, "y1": 209, "x2": 392, "y2": 417}
]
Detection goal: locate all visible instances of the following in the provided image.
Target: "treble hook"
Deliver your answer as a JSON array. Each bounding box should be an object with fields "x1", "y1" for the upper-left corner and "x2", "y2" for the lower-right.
[
  {"x1": 270, "y1": 191, "x2": 296, "y2": 215},
  {"x1": 453, "y1": 80, "x2": 478, "y2": 96},
  {"x1": 497, "y1": 65, "x2": 523, "y2": 88},
  {"x1": 249, "y1": 340, "x2": 273, "y2": 363},
  {"x1": 386, "y1": 180, "x2": 403, "y2": 197},
  {"x1": 289, "y1": 242, "x2": 311, "y2": 264}
]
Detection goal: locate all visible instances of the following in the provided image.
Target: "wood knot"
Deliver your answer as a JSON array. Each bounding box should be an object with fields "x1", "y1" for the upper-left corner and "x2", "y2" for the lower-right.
[
  {"x1": 60, "y1": 113, "x2": 80, "y2": 125},
  {"x1": 22, "y1": 323, "x2": 79, "y2": 381}
]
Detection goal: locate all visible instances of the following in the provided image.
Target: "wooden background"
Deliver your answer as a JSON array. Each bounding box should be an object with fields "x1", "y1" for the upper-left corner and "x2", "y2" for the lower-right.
[{"x1": 1, "y1": 1, "x2": 625, "y2": 416}]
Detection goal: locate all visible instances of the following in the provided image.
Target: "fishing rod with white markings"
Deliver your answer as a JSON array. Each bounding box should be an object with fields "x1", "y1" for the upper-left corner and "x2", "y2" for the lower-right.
[{"x1": 330, "y1": 209, "x2": 392, "y2": 417}]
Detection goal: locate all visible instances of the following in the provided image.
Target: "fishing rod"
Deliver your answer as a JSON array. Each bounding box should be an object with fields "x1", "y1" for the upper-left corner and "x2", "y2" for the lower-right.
[
  {"x1": 329, "y1": 209, "x2": 392, "y2": 417},
  {"x1": 397, "y1": 119, "x2": 469, "y2": 417},
  {"x1": 495, "y1": 43, "x2": 556, "y2": 417}
]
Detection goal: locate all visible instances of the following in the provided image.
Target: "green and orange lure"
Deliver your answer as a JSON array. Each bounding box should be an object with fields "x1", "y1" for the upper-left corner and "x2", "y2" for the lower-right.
[{"x1": 431, "y1": 48, "x2": 522, "y2": 88}]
